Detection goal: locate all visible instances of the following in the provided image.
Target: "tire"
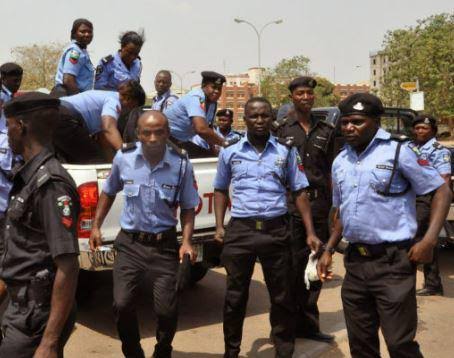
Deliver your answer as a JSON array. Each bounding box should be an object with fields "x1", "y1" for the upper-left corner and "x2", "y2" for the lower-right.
[{"x1": 189, "y1": 264, "x2": 208, "y2": 285}]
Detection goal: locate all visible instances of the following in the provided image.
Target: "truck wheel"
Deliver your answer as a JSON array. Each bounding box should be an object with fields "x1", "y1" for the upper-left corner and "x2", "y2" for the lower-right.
[{"x1": 189, "y1": 264, "x2": 208, "y2": 285}]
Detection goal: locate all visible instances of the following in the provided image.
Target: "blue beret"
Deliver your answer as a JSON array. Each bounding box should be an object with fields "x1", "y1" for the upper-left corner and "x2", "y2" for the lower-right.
[{"x1": 338, "y1": 93, "x2": 384, "y2": 118}]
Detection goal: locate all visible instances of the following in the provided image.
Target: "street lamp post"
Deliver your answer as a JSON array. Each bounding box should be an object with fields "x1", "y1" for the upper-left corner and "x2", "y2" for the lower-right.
[
  {"x1": 234, "y1": 18, "x2": 283, "y2": 95},
  {"x1": 171, "y1": 70, "x2": 196, "y2": 95}
]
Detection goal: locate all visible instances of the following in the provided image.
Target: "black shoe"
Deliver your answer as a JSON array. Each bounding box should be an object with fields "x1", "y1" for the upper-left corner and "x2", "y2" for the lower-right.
[
  {"x1": 416, "y1": 287, "x2": 443, "y2": 296},
  {"x1": 298, "y1": 331, "x2": 335, "y2": 343}
]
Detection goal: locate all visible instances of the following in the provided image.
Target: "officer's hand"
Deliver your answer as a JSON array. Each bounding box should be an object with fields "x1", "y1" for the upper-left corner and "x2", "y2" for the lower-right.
[
  {"x1": 408, "y1": 240, "x2": 435, "y2": 264},
  {"x1": 317, "y1": 251, "x2": 334, "y2": 282},
  {"x1": 214, "y1": 227, "x2": 225, "y2": 244},
  {"x1": 34, "y1": 342, "x2": 58, "y2": 358},
  {"x1": 180, "y1": 243, "x2": 197, "y2": 264},
  {"x1": 306, "y1": 234, "x2": 322, "y2": 253},
  {"x1": 89, "y1": 227, "x2": 103, "y2": 252}
]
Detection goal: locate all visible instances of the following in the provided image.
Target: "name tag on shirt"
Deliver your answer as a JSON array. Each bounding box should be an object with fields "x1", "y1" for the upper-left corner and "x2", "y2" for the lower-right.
[
  {"x1": 0, "y1": 148, "x2": 7, "y2": 154},
  {"x1": 376, "y1": 164, "x2": 393, "y2": 170},
  {"x1": 231, "y1": 160, "x2": 242, "y2": 165},
  {"x1": 124, "y1": 179, "x2": 134, "y2": 184},
  {"x1": 162, "y1": 184, "x2": 177, "y2": 190}
]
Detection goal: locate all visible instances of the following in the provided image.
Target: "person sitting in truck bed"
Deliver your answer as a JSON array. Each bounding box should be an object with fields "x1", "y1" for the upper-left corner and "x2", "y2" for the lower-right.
[{"x1": 53, "y1": 80, "x2": 145, "y2": 163}]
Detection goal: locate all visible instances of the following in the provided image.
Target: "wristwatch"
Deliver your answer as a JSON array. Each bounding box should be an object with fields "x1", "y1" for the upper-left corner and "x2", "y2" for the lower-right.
[{"x1": 323, "y1": 245, "x2": 336, "y2": 255}]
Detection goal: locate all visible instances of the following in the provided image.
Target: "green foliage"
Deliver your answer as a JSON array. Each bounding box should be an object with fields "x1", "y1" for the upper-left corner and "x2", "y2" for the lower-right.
[
  {"x1": 11, "y1": 42, "x2": 65, "y2": 90},
  {"x1": 381, "y1": 13, "x2": 454, "y2": 119},
  {"x1": 260, "y1": 55, "x2": 339, "y2": 108}
]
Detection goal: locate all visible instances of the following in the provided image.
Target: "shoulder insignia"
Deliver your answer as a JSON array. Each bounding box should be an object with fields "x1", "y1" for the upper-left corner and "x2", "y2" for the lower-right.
[
  {"x1": 271, "y1": 117, "x2": 287, "y2": 131},
  {"x1": 390, "y1": 133, "x2": 409, "y2": 142},
  {"x1": 433, "y1": 141, "x2": 443, "y2": 150},
  {"x1": 232, "y1": 130, "x2": 244, "y2": 137},
  {"x1": 121, "y1": 142, "x2": 137, "y2": 152},
  {"x1": 68, "y1": 49, "x2": 80, "y2": 64},
  {"x1": 167, "y1": 140, "x2": 187, "y2": 158},
  {"x1": 102, "y1": 55, "x2": 114, "y2": 64},
  {"x1": 277, "y1": 136, "x2": 295, "y2": 147},
  {"x1": 225, "y1": 136, "x2": 241, "y2": 147},
  {"x1": 36, "y1": 165, "x2": 52, "y2": 188},
  {"x1": 95, "y1": 65, "x2": 103, "y2": 76},
  {"x1": 408, "y1": 142, "x2": 422, "y2": 156}
]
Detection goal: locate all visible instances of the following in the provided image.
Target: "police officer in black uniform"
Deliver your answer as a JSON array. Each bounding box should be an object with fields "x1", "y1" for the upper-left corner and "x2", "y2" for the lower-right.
[
  {"x1": 0, "y1": 93, "x2": 80, "y2": 357},
  {"x1": 274, "y1": 76, "x2": 335, "y2": 342}
]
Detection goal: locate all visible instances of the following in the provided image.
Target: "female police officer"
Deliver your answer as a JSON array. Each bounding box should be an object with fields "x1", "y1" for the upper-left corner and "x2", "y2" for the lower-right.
[
  {"x1": 52, "y1": 18, "x2": 94, "y2": 97},
  {"x1": 94, "y1": 31, "x2": 144, "y2": 91},
  {"x1": 318, "y1": 93, "x2": 451, "y2": 358}
]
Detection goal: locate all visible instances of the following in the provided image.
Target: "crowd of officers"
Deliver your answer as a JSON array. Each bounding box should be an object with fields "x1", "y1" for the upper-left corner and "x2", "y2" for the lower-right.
[{"x1": 0, "y1": 17, "x2": 452, "y2": 358}]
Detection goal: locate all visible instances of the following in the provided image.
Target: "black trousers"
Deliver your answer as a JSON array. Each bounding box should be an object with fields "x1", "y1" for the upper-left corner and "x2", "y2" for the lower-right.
[
  {"x1": 221, "y1": 217, "x2": 295, "y2": 358},
  {"x1": 0, "y1": 298, "x2": 76, "y2": 358},
  {"x1": 290, "y1": 210, "x2": 329, "y2": 335},
  {"x1": 113, "y1": 230, "x2": 179, "y2": 358},
  {"x1": 168, "y1": 136, "x2": 214, "y2": 159},
  {"x1": 341, "y1": 244, "x2": 423, "y2": 358},
  {"x1": 53, "y1": 105, "x2": 104, "y2": 164},
  {"x1": 416, "y1": 198, "x2": 443, "y2": 291}
]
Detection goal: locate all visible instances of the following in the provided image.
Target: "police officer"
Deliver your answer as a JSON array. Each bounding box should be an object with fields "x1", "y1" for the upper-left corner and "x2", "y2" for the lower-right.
[
  {"x1": 164, "y1": 71, "x2": 227, "y2": 157},
  {"x1": 274, "y1": 76, "x2": 335, "y2": 342},
  {"x1": 214, "y1": 97, "x2": 321, "y2": 358},
  {"x1": 52, "y1": 18, "x2": 94, "y2": 97},
  {"x1": 318, "y1": 93, "x2": 451, "y2": 358},
  {"x1": 191, "y1": 109, "x2": 243, "y2": 150},
  {"x1": 0, "y1": 62, "x2": 23, "y2": 305},
  {"x1": 0, "y1": 92, "x2": 80, "y2": 357},
  {"x1": 94, "y1": 31, "x2": 144, "y2": 91},
  {"x1": 410, "y1": 114, "x2": 451, "y2": 296},
  {"x1": 53, "y1": 80, "x2": 146, "y2": 163},
  {"x1": 89, "y1": 110, "x2": 199, "y2": 358},
  {"x1": 152, "y1": 70, "x2": 179, "y2": 111}
]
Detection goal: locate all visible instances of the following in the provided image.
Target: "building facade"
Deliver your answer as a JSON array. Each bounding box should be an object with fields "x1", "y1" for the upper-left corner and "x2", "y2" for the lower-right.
[
  {"x1": 334, "y1": 83, "x2": 370, "y2": 101},
  {"x1": 369, "y1": 50, "x2": 389, "y2": 92}
]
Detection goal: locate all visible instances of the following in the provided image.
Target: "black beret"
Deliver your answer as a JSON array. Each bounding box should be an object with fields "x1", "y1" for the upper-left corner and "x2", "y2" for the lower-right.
[
  {"x1": 413, "y1": 114, "x2": 437, "y2": 128},
  {"x1": 201, "y1": 71, "x2": 226, "y2": 86},
  {"x1": 216, "y1": 109, "x2": 233, "y2": 118},
  {"x1": 0, "y1": 62, "x2": 23, "y2": 76},
  {"x1": 4, "y1": 92, "x2": 60, "y2": 118},
  {"x1": 338, "y1": 93, "x2": 384, "y2": 118},
  {"x1": 288, "y1": 76, "x2": 317, "y2": 92}
]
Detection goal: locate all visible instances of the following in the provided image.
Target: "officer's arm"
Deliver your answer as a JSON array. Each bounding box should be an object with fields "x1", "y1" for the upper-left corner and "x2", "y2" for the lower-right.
[
  {"x1": 62, "y1": 74, "x2": 79, "y2": 95},
  {"x1": 441, "y1": 174, "x2": 451, "y2": 185},
  {"x1": 192, "y1": 117, "x2": 225, "y2": 146},
  {"x1": 89, "y1": 192, "x2": 116, "y2": 251},
  {"x1": 100, "y1": 116, "x2": 123, "y2": 151},
  {"x1": 214, "y1": 189, "x2": 229, "y2": 241},
  {"x1": 180, "y1": 208, "x2": 196, "y2": 262},
  {"x1": 37, "y1": 254, "x2": 79, "y2": 352},
  {"x1": 423, "y1": 183, "x2": 451, "y2": 245},
  {"x1": 293, "y1": 190, "x2": 321, "y2": 252}
]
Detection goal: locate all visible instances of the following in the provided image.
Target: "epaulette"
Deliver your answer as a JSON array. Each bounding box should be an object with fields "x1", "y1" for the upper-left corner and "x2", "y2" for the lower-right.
[
  {"x1": 121, "y1": 142, "x2": 137, "y2": 152},
  {"x1": 232, "y1": 130, "x2": 244, "y2": 137},
  {"x1": 271, "y1": 117, "x2": 288, "y2": 131},
  {"x1": 390, "y1": 133, "x2": 409, "y2": 142},
  {"x1": 433, "y1": 141, "x2": 444, "y2": 150},
  {"x1": 225, "y1": 136, "x2": 241, "y2": 147},
  {"x1": 167, "y1": 140, "x2": 187, "y2": 158},
  {"x1": 101, "y1": 55, "x2": 114, "y2": 64},
  {"x1": 277, "y1": 136, "x2": 295, "y2": 147},
  {"x1": 36, "y1": 165, "x2": 52, "y2": 189}
]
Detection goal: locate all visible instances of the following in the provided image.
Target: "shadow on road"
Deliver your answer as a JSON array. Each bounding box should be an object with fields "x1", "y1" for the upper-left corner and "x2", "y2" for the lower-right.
[{"x1": 76, "y1": 267, "x2": 271, "y2": 339}]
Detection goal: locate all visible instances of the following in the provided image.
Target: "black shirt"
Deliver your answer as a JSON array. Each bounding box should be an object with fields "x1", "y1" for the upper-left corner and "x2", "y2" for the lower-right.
[{"x1": 0, "y1": 149, "x2": 80, "y2": 284}]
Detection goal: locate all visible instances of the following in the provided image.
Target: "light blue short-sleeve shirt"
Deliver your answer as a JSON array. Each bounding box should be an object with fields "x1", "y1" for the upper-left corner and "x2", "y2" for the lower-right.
[
  {"x1": 60, "y1": 90, "x2": 120, "y2": 134},
  {"x1": 332, "y1": 128, "x2": 444, "y2": 244},
  {"x1": 103, "y1": 143, "x2": 200, "y2": 233},
  {"x1": 94, "y1": 52, "x2": 142, "y2": 91},
  {"x1": 410, "y1": 137, "x2": 451, "y2": 175},
  {"x1": 214, "y1": 135, "x2": 309, "y2": 219}
]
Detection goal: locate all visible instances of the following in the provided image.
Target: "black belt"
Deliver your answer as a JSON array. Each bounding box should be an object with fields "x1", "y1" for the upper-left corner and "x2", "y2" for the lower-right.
[
  {"x1": 349, "y1": 240, "x2": 413, "y2": 258},
  {"x1": 303, "y1": 188, "x2": 327, "y2": 201},
  {"x1": 8, "y1": 281, "x2": 52, "y2": 307},
  {"x1": 233, "y1": 215, "x2": 287, "y2": 231},
  {"x1": 122, "y1": 227, "x2": 176, "y2": 245}
]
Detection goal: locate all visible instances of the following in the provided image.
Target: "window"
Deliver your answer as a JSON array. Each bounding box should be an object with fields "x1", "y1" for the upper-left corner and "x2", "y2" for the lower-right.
[
  {"x1": 226, "y1": 102, "x2": 234, "y2": 108},
  {"x1": 226, "y1": 91, "x2": 234, "y2": 98},
  {"x1": 373, "y1": 80, "x2": 377, "y2": 87},
  {"x1": 373, "y1": 59, "x2": 376, "y2": 65},
  {"x1": 237, "y1": 92, "x2": 245, "y2": 98},
  {"x1": 373, "y1": 70, "x2": 376, "y2": 75}
]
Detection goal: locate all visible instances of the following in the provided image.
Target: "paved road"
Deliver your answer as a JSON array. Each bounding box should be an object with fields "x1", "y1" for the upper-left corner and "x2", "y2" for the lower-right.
[{"x1": 65, "y1": 247, "x2": 454, "y2": 357}]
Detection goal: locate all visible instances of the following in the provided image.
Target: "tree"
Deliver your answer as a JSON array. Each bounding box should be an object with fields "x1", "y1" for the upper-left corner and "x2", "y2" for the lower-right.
[
  {"x1": 381, "y1": 13, "x2": 454, "y2": 119},
  {"x1": 314, "y1": 77, "x2": 340, "y2": 107},
  {"x1": 11, "y1": 42, "x2": 65, "y2": 90}
]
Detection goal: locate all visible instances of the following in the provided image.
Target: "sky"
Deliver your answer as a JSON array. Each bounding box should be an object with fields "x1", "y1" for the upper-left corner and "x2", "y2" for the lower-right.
[{"x1": 1, "y1": 0, "x2": 452, "y2": 93}]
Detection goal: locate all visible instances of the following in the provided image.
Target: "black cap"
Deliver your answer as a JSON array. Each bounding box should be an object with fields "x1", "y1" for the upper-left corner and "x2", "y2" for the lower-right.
[
  {"x1": 413, "y1": 114, "x2": 437, "y2": 129},
  {"x1": 0, "y1": 62, "x2": 23, "y2": 76},
  {"x1": 338, "y1": 93, "x2": 384, "y2": 118},
  {"x1": 4, "y1": 92, "x2": 60, "y2": 118},
  {"x1": 216, "y1": 109, "x2": 233, "y2": 119},
  {"x1": 201, "y1": 71, "x2": 226, "y2": 86},
  {"x1": 288, "y1": 76, "x2": 317, "y2": 92}
]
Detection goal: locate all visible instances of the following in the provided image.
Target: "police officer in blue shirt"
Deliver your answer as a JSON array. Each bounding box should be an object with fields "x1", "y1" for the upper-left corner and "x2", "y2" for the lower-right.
[
  {"x1": 164, "y1": 71, "x2": 227, "y2": 158},
  {"x1": 318, "y1": 93, "x2": 451, "y2": 358},
  {"x1": 52, "y1": 18, "x2": 94, "y2": 97},
  {"x1": 191, "y1": 109, "x2": 243, "y2": 150},
  {"x1": 410, "y1": 114, "x2": 451, "y2": 296},
  {"x1": 94, "y1": 31, "x2": 144, "y2": 91},
  {"x1": 53, "y1": 80, "x2": 146, "y2": 163},
  {"x1": 89, "y1": 110, "x2": 199, "y2": 358},
  {"x1": 152, "y1": 70, "x2": 179, "y2": 111},
  {"x1": 214, "y1": 97, "x2": 321, "y2": 358}
]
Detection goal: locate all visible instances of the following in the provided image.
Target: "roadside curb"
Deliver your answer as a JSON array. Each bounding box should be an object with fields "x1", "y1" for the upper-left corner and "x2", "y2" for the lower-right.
[{"x1": 293, "y1": 321, "x2": 348, "y2": 358}]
